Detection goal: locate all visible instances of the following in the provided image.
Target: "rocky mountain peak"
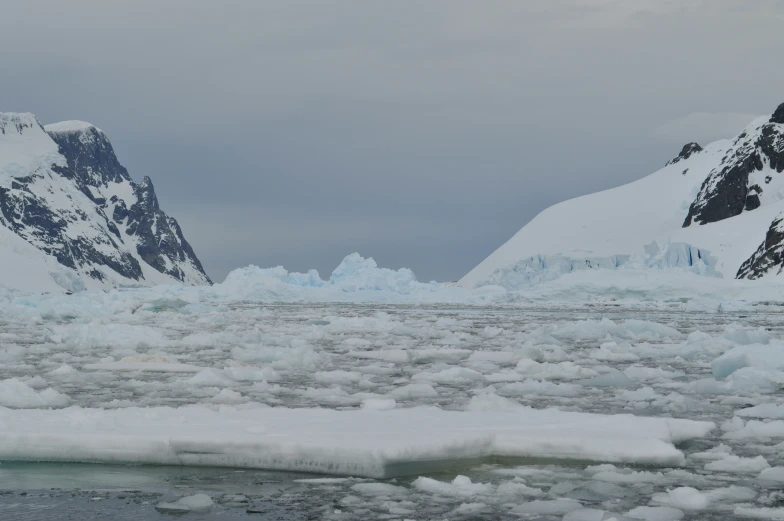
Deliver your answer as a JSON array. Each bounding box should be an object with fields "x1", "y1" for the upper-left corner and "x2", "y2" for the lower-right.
[
  {"x1": 682, "y1": 106, "x2": 784, "y2": 227},
  {"x1": 666, "y1": 142, "x2": 703, "y2": 166},
  {"x1": 46, "y1": 122, "x2": 130, "y2": 187},
  {"x1": 771, "y1": 102, "x2": 784, "y2": 125},
  {"x1": 0, "y1": 111, "x2": 211, "y2": 290},
  {"x1": 737, "y1": 214, "x2": 784, "y2": 279}
]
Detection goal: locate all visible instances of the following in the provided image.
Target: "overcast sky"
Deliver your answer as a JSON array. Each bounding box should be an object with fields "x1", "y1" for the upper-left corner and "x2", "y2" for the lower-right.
[{"x1": 4, "y1": 0, "x2": 783, "y2": 282}]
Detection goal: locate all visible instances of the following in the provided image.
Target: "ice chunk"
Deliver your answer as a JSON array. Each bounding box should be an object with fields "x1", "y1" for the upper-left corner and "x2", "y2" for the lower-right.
[
  {"x1": 724, "y1": 419, "x2": 784, "y2": 439},
  {"x1": 469, "y1": 351, "x2": 531, "y2": 366},
  {"x1": 314, "y1": 370, "x2": 364, "y2": 385},
  {"x1": 412, "y1": 475, "x2": 493, "y2": 497},
  {"x1": 48, "y1": 364, "x2": 78, "y2": 376},
  {"x1": 621, "y1": 386, "x2": 658, "y2": 402},
  {"x1": 0, "y1": 378, "x2": 69, "y2": 408},
  {"x1": 551, "y1": 481, "x2": 635, "y2": 501},
  {"x1": 84, "y1": 354, "x2": 205, "y2": 373},
  {"x1": 0, "y1": 405, "x2": 714, "y2": 477},
  {"x1": 689, "y1": 444, "x2": 733, "y2": 461},
  {"x1": 624, "y1": 366, "x2": 682, "y2": 381},
  {"x1": 591, "y1": 469, "x2": 664, "y2": 484},
  {"x1": 348, "y1": 349, "x2": 410, "y2": 363},
  {"x1": 495, "y1": 481, "x2": 543, "y2": 497},
  {"x1": 736, "y1": 403, "x2": 784, "y2": 419},
  {"x1": 387, "y1": 383, "x2": 438, "y2": 399},
  {"x1": 466, "y1": 393, "x2": 526, "y2": 412},
  {"x1": 454, "y1": 502, "x2": 486, "y2": 514},
  {"x1": 223, "y1": 364, "x2": 280, "y2": 382},
  {"x1": 210, "y1": 389, "x2": 245, "y2": 404},
  {"x1": 156, "y1": 494, "x2": 213, "y2": 513},
  {"x1": 705, "y1": 455, "x2": 769, "y2": 473},
  {"x1": 350, "y1": 483, "x2": 408, "y2": 496},
  {"x1": 294, "y1": 477, "x2": 357, "y2": 484},
  {"x1": 511, "y1": 499, "x2": 583, "y2": 515},
  {"x1": 589, "y1": 342, "x2": 640, "y2": 362},
  {"x1": 361, "y1": 398, "x2": 396, "y2": 411},
  {"x1": 625, "y1": 506, "x2": 684, "y2": 521},
  {"x1": 650, "y1": 487, "x2": 709, "y2": 510},
  {"x1": 499, "y1": 379, "x2": 582, "y2": 397},
  {"x1": 734, "y1": 506, "x2": 784, "y2": 519},
  {"x1": 410, "y1": 349, "x2": 472, "y2": 364},
  {"x1": 759, "y1": 467, "x2": 784, "y2": 483},
  {"x1": 516, "y1": 359, "x2": 597, "y2": 380},
  {"x1": 578, "y1": 369, "x2": 636, "y2": 388},
  {"x1": 50, "y1": 323, "x2": 170, "y2": 349},
  {"x1": 564, "y1": 508, "x2": 631, "y2": 521},
  {"x1": 711, "y1": 342, "x2": 784, "y2": 379},
  {"x1": 186, "y1": 369, "x2": 237, "y2": 387},
  {"x1": 139, "y1": 298, "x2": 190, "y2": 313},
  {"x1": 706, "y1": 486, "x2": 756, "y2": 503},
  {"x1": 412, "y1": 367, "x2": 486, "y2": 384}
]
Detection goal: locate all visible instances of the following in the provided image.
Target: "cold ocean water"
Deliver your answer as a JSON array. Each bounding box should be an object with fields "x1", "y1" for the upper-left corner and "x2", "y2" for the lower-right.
[{"x1": 2, "y1": 301, "x2": 784, "y2": 520}]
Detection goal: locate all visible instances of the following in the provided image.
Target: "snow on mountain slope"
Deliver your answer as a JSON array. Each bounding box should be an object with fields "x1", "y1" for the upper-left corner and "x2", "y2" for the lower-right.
[
  {"x1": 0, "y1": 112, "x2": 210, "y2": 292},
  {"x1": 461, "y1": 103, "x2": 784, "y2": 289},
  {"x1": 0, "y1": 224, "x2": 71, "y2": 293}
]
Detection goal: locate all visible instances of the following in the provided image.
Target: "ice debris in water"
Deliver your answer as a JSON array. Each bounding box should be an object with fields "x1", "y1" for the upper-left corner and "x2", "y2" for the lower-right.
[
  {"x1": 412, "y1": 475, "x2": 493, "y2": 497},
  {"x1": 650, "y1": 487, "x2": 709, "y2": 510},
  {"x1": 625, "y1": 506, "x2": 684, "y2": 521},
  {"x1": 0, "y1": 378, "x2": 70, "y2": 408},
  {"x1": 156, "y1": 494, "x2": 213, "y2": 513},
  {"x1": 711, "y1": 341, "x2": 784, "y2": 378},
  {"x1": 2, "y1": 275, "x2": 784, "y2": 518}
]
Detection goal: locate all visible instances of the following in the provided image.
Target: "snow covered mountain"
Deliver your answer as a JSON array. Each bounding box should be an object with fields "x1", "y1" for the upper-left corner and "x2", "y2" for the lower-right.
[
  {"x1": 461, "y1": 103, "x2": 784, "y2": 289},
  {"x1": 0, "y1": 113, "x2": 210, "y2": 292}
]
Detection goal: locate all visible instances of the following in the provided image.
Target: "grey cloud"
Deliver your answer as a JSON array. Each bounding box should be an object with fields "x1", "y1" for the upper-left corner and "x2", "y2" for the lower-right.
[{"x1": 653, "y1": 112, "x2": 763, "y2": 144}]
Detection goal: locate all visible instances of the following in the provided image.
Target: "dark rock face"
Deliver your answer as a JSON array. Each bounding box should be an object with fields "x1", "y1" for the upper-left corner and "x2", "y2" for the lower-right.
[
  {"x1": 666, "y1": 142, "x2": 703, "y2": 166},
  {"x1": 0, "y1": 175, "x2": 145, "y2": 281},
  {"x1": 0, "y1": 118, "x2": 145, "y2": 283},
  {"x1": 771, "y1": 103, "x2": 784, "y2": 125},
  {"x1": 737, "y1": 215, "x2": 784, "y2": 279},
  {"x1": 125, "y1": 177, "x2": 210, "y2": 282},
  {"x1": 683, "y1": 112, "x2": 784, "y2": 227},
  {"x1": 47, "y1": 126, "x2": 131, "y2": 186},
  {"x1": 47, "y1": 126, "x2": 211, "y2": 285}
]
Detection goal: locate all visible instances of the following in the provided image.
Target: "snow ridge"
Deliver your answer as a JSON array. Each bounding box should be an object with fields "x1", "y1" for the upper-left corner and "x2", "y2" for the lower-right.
[{"x1": 44, "y1": 120, "x2": 102, "y2": 134}]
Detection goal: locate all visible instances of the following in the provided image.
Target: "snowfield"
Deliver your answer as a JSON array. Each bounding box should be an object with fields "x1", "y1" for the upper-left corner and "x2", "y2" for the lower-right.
[{"x1": 2, "y1": 254, "x2": 784, "y2": 519}]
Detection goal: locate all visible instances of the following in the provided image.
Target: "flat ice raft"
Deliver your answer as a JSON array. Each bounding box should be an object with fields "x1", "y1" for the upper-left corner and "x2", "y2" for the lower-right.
[{"x1": 0, "y1": 405, "x2": 714, "y2": 478}]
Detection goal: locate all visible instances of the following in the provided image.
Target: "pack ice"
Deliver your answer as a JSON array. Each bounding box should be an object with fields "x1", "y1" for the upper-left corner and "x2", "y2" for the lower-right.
[{"x1": 0, "y1": 405, "x2": 713, "y2": 478}]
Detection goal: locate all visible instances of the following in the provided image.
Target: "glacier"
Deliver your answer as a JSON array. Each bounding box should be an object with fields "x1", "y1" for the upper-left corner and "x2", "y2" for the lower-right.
[{"x1": 476, "y1": 241, "x2": 719, "y2": 291}]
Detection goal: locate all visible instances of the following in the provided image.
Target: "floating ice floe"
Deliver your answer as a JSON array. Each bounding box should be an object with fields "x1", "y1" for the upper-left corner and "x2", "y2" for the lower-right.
[
  {"x1": 156, "y1": 494, "x2": 213, "y2": 513},
  {"x1": 83, "y1": 354, "x2": 206, "y2": 373},
  {"x1": 0, "y1": 378, "x2": 70, "y2": 408},
  {"x1": 0, "y1": 405, "x2": 714, "y2": 478}
]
